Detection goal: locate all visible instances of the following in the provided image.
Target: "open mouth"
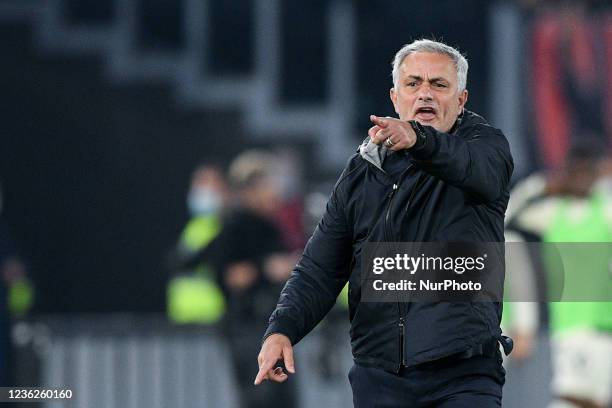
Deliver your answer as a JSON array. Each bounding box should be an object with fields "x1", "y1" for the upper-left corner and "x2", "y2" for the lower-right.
[{"x1": 415, "y1": 107, "x2": 437, "y2": 121}]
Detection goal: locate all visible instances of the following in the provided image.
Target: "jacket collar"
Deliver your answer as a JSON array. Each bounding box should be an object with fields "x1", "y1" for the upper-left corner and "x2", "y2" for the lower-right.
[{"x1": 358, "y1": 137, "x2": 389, "y2": 171}]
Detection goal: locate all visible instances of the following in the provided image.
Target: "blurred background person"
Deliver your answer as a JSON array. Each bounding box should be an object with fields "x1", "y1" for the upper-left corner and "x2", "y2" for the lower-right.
[
  {"x1": 166, "y1": 164, "x2": 228, "y2": 325},
  {"x1": 0, "y1": 182, "x2": 33, "y2": 385},
  {"x1": 178, "y1": 150, "x2": 298, "y2": 408},
  {"x1": 502, "y1": 228, "x2": 550, "y2": 408},
  {"x1": 502, "y1": 232, "x2": 540, "y2": 363},
  {"x1": 506, "y1": 140, "x2": 612, "y2": 408}
]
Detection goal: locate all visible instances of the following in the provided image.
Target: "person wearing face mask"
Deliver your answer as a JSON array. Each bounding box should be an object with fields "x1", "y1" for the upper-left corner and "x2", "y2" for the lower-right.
[
  {"x1": 177, "y1": 150, "x2": 297, "y2": 408},
  {"x1": 166, "y1": 165, "x2": 228, "y2": 325},
  {"x1": 255, "y1": 39, "x2": 514, "y2": 407}
]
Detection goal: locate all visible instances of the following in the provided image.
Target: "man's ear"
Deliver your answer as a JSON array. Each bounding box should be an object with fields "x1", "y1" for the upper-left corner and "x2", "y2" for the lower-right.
[
  {"x1": 390, "y1": 88, "x2": 399, "y2": 114},
  {"x1": 458, "y1": 89, "x2": 468, "y2": 114}
]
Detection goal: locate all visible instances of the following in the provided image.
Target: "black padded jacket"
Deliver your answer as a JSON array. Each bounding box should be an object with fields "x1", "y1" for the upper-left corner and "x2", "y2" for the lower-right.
[{"x1": 264, "y1": 110, "x2": 514, "y2": 373}]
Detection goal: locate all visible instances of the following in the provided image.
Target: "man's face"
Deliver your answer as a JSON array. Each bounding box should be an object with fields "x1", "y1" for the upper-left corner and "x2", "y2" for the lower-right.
[{"x1": 390, "y1": 52, "x2": 468, "y2": 133}]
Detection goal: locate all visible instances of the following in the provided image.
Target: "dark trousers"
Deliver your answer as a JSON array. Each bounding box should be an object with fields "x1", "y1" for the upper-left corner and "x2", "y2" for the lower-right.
[{"x1": 348, "y1": 349, "x2": 505, "y2": 408}]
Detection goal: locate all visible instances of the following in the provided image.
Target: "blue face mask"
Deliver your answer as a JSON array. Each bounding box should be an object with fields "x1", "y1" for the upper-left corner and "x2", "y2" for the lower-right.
[{"x1": 187, "y1": 188, "x2": 221, "y2": 216}]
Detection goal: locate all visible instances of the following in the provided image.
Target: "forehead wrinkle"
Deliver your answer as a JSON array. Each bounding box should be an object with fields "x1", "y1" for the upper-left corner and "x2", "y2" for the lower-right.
[
  {"x1": 399, "y1": 54, "x2": 457, "y2": 85},
  {"x1": 406, "y1": 75, "x2": 449, "y2": 83}
]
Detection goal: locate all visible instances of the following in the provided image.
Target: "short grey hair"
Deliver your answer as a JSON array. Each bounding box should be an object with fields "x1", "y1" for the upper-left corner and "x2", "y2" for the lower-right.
[{"x1": 391, "y1": 39, "x2": 468, "y2": 92}]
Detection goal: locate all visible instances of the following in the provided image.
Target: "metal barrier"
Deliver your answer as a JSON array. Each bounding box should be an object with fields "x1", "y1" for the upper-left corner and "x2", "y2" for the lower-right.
[{"x1": 12, "y1": 315, "x2": 353, "y2": 408}]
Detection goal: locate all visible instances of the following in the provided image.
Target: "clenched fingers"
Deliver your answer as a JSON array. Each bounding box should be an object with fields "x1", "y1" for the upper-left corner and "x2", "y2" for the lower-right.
[
  {"x1": 254, "y1": 359, "x2": 289, "y2": 384},
  {"x1": 254, "y1": 336, "x2": 295, "y2": 385},
  {"x1": 368, "y1": 125, "x2": 382, "y2": 141}
]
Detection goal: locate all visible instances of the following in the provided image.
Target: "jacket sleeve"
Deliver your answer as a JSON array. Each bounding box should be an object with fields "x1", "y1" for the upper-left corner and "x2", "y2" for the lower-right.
[
  {"x1": 263, "y1": 161, "x2": 355, "y2": 345},
  {"x1": 409, "y1": 124, "x2": 514, "y2": 203}
]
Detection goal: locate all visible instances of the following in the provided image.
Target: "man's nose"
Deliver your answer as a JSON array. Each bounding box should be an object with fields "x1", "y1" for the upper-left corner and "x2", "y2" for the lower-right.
[{"x1": 417, "y1": 84, "x2": 433, "y2": 101}]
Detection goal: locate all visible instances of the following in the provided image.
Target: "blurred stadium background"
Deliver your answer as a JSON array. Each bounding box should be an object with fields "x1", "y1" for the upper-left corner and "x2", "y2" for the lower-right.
[{"x1": 0, "y1": 0, "x2": 611, "y2": 407}]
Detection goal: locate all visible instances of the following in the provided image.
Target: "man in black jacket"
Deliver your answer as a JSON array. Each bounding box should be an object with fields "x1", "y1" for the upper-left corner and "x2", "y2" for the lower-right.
[{"x1": 254, "y1": 39, "x2": 514, "y2": 407}]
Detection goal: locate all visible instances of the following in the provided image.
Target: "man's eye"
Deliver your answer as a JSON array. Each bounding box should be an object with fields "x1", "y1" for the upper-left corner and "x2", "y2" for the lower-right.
[
  {"x1": 434, "y1": 83, "x2": 447, "y2": 88},
  {"x1": 406, "y1": 82, "x2": 417, "y2": 87}
]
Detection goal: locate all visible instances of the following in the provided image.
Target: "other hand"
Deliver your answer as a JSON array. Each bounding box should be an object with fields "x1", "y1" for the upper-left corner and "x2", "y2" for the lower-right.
[{"x1": 254, "y1": 334, "x2": 295, "y2": 385}]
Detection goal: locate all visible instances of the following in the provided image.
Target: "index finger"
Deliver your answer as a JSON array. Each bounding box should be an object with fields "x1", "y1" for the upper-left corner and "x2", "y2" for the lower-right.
[
  {"x1": 370, "y1": 115, "x2": 389, "y2": 128},
  {"x1": 254, "y1": 359, "x2": 275, "y2": 385}
]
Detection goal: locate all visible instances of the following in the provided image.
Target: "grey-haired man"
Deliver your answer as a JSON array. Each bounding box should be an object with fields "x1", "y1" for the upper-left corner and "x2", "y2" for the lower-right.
[{"x1": 255, "y1": 39, "x2": 513, "y2": 407}]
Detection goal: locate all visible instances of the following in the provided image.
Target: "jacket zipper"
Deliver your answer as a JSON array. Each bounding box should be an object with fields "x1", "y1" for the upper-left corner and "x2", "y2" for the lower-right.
[
  {"x1": 398, "y1": 317, "x2": 405, "y2": 370},
  {"x1": 395, "y1": 174, "x2": 427, "y2": 372},
  {"x1": 384, "y1": 183, "x2": 399, "y2": 241},
  {"x1": 383, "y1": 183, "x2": 407, "y2": 372},
  {"x1": 376, "y1": 162, "x2": 418, "y2": 372}
]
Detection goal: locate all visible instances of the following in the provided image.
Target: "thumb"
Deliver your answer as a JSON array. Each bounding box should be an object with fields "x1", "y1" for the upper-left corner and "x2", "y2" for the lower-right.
[{"x1": 370, "y1": 115, "x2": 388, "y2": 128}]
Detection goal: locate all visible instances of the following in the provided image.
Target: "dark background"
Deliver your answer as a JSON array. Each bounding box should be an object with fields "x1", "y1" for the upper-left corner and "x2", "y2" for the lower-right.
[{"x1": 0, "y1": 1, "x2": 490, "y2": 313}]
